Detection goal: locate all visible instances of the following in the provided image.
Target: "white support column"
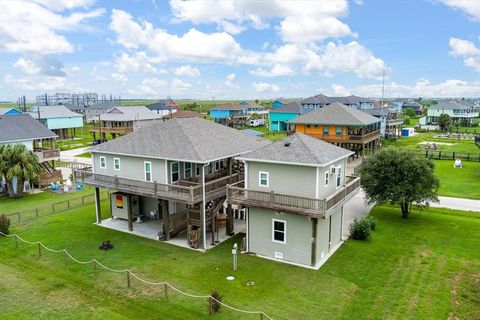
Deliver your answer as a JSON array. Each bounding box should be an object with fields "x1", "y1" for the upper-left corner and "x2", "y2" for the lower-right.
[
  {"x1": 201, "y1": 163, "x2": 207, "y2": 250},
  {"x1": 94, "y1": 187, "x2": 102, "y2": 224}
]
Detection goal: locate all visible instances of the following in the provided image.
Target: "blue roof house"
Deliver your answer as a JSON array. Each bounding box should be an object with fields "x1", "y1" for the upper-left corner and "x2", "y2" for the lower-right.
[{"x1": 0, "y1": 107, "x2": 23, "y2": 115}]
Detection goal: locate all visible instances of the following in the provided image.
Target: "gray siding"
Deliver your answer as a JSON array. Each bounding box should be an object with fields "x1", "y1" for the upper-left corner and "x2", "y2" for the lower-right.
[
  {"x1": 93, "y1": 153, "x2": 167, "y2": 183},
  {"x1": 248, "y1": 208, "x2": 313, "y2": 266},
  {"x1": 316, "y1": 158, "x2": 347, "y2": 199},
  {"x1": 316, "y1": 206, "x2": 342, "y2": 261},
  {"x1": 247, "y1": 162, "x2": 316, "y2": 198}
]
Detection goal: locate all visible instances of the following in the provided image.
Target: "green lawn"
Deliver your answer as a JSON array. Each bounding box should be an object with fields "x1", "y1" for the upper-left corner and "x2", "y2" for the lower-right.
[
  {"x1": 434, "y1": 160, "x2": 480, "y2": 199},
  {"x1": 384, "y1": 131, "x2": 480, "y2": 153},
  {"x1": 76, "y1": 152, "x2": 92, "y2": 158},
  {"x1": 1, "y1": 203, "x2": 480, "y2": 319},
  {"x1": 0, "y1": 187, "x2": 97, "y2": 214},
  {"x1": 239, "y1": 125, "x2": 287, "y2": 142}
]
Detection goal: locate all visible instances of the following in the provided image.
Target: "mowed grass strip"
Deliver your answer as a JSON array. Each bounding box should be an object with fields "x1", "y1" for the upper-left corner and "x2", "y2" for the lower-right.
[
  {"x1": 1, "y1": 203, "x2": 480, "y2": 319},
  {"x1": 434, "y1": 160, "x2": 480, "y2": 199}
]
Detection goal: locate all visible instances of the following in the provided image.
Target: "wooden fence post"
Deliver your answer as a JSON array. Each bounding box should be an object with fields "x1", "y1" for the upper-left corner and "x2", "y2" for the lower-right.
[
  {"x1": 38, "y1": 243, "x2": 42, "y2": 257},
  {"x1": 126, "y1": 271, "x2": 131, "y2": 288},
  {"x1": 64, "y1": 251, "x2": 68, "y2": 268},
  {"x1": 260, "y1": 313, "x2": 263, "y2": 320},
  {"x1": 93, "y1": 260, "x2": 97, "y2": 276},
  {"x1": 164, "y1": 283, "x2": 168, "y2": 302},
  {"x1": 17, "y1": 212, "x2": 21, "y2": 222},
  {"x1": 67, "y1": 200, "x2": 71, "y2": 209},
  {"x1": 208, "y1": 296, "x2": 213, "y2": 315},
  {"x1": 14, "y1": 234, "x2": 18, "y2": 249},
  {"x1": 52, "y1": 203, "x2": 55, "y2": 213},
  {"x1": 35, "y1": 208, "x2": 39, "y2": 218}
]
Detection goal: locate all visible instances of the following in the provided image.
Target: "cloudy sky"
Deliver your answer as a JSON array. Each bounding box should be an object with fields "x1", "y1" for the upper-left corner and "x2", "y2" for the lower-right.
[{"x1": 0, "y1": 0, "x2": 479, "y2": 101}]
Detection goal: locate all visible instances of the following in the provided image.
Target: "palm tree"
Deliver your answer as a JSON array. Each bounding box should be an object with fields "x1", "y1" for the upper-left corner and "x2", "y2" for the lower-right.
[{"x1": 0, "y1": 144, "x2": 42, "y2": 199}]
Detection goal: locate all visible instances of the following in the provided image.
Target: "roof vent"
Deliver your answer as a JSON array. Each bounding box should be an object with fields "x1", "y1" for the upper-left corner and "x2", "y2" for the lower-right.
[{"x1": 284, "y1": 142, "x2": 290, "y2": 147}]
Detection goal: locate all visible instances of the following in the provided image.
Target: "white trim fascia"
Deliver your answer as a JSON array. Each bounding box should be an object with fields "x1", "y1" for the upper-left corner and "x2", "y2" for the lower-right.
[
  {"x1": 0, "y1": 135, "x2": 57, "y2": 144},
  {"x1": 244, "y1": 161, "x2": 249, "y2": 188},
  {"x1": 164, "y1": 160, "x2": 168, "y2": 183},
  {"x1": 315, "y1": 167, "x2": 319, "y2": 198},
  {"x1": 235, "y1": 154, "x2": 353, "y2": 169}
]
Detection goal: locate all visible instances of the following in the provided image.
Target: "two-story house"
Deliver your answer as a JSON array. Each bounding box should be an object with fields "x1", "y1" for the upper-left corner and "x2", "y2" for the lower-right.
[
  {"x1": 29, "y1": 105, "x2": 84, "y2": 140},
  {"x1": 419, "y1": 101, "x2": 479, "y2": 127},
  {"x1": 210, "y1": 103, "x2": 265, "y2": 127},
  {"x1": 288, "y1": 103, "x2": 381, "y2": 156},
  {"x1": 269, "y1": 102, "x2": 302, "y2": 132},
  {"x1": 227, "y1": 133, "x2": 360, "y2": 268},
  {"x1": 146, "y1": 99, "x2": 179, "y2": 116},
  {"x1": 402, "y1": 101, "x2": 423, "y2": 115},
  {"x1": 0, "y1": 114, "x2": 61, "y2": 188},
  {"x1": 75, "y1": 117, "x2": 270, "y2": 250},
  {"x1": 90, "y1": 106, "x2": 163, "y2": 140},
  {"x1": 364, "y1": 108, "x2": 404, "y2": 137}
]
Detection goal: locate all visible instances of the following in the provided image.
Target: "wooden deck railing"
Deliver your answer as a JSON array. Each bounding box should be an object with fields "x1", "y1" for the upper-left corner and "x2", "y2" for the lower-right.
[
  {"x1": 227, "y1": 176, "x2": 360, "y2": 217},
  {"x1": 74, "y1": 167, "x2": 242, "y2": 204},
  {"x1": 34, "y1": 148, "x2": 60, "y2": 161}
]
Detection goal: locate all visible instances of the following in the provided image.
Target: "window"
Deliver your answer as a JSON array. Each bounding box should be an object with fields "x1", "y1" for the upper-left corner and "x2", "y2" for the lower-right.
[
  {"x1": 215, "y1": 161, "x2": 220, "y2": 171},
  {"x1": 144, "y1": 161, "x2": 152, "y2": 182},
  {"x1": 306, "y1": 124, "x2": 311, "y2": 128},
  {"x1": 208, "y1": 162, "x2": 214, "y2": 174},
  {"x1": 259, "y1": 171, "x2": 269, "y2": 187},
  {"x1": 323, "y1": 126, "x2": 329, "y2": 135},
  {"x1": 99, "y1": 156, "x2": 106, "y2": 169},
  {"x1": 336, "y1": 166, "x2": 342, "y2": 189},
  {"x1": 314, "y1": 124, "x2": 319, "y2": 128},
  {"x1": 113, "y1": 158, "x2": 121, "y2": 171},
  {"x1": 171, "y1": 162, "x2": 179, "y2": 183},
  {"x1": 196, "y1": 164, "x2": 200, "y2": 176},
  {"x1": 272, "y1": 219, "x2": 286, "y2": 244},
  {"x1": 184, "y1": 162, "x2": 192, "y2": 178},
  {"x1": 336, "y1": 127, "x2": 342, "y2": 136},
  {"x1": 324, "y1": 171, "x2": 329, "y2": 187}
]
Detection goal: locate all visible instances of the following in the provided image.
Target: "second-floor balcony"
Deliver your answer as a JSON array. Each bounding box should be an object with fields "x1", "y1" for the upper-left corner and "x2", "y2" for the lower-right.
[
  {"x1": 386, "y1": 118, "x2": 404, "y2": 126},
  {"x1": 34, "y1": 148, "x2": 60, "y2": 162},
  {"x1": 89, "y1": 126, "x2": 133, "y2": 134},
  {"x1": 226, "y1": 176, "x2": 361, "y2": 217},
  {"x1": 301, "y1": 130, "x2": 380, "y2": 144},
  {"x1": 74, "y1": 167, "x2": 243, "y2": 205}
]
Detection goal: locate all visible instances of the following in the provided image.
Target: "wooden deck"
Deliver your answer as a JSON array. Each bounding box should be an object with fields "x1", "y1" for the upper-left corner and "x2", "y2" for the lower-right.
[
  {"x1": 227, "y1": 176, "x2": 361, "y2": 217},
  {"x1": 74, "y1": 167, "x2": 243, "y2": 204},
  {"x1": 34, "y1": 148, "x2": 60, "y2": 162}
]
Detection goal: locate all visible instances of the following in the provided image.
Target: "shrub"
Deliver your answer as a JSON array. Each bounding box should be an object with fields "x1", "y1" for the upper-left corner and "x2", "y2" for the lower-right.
[
  {"x1": 0, "y1": 214, "x2": 11, "y2": 235},
  {"x1": 209, "y1": 290, "x2": 222, "y2": 314},
  {"x1": 366, "y1": 215, "x2": 377, "y2": 231},
  {"x1": 349, "y1": 217, "x2": 372, "y2": 240}
]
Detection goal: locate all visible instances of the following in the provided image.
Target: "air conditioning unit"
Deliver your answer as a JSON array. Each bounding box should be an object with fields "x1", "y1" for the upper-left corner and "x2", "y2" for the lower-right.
[{"x1": 330, "y1": 166, "x2": 337, "y2": 174}]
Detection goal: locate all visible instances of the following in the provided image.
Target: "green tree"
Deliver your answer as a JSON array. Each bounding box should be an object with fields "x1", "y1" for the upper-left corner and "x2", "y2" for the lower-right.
[
  {"x1": 0, "y1": 144, "x2": 42, "y2": 199},
  {"x1": 404, "y1": 108, "x2": 416, "y2": 117},
  {"x1": 359, "y1": 148, "x2": 439, "y2": 218},
  {"x1": 438, "y1": 114, "x2": 451, "y2": 133}
]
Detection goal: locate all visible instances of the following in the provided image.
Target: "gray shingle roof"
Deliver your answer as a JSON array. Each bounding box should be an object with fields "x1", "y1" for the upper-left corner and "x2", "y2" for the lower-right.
[
  {"x1": 211, "y1": 103, "x2": 263, "y2": 111},
  {"x1": 89, "y1": 117, "x2": 271, "y2": 163},
  {"x1": 363, "y1": 108, "x2": 397, "y2": 117},
  {"x1": 433, "y1": 101, "x2": 477, "y2": 110},
  {"x1": 237, "y1": 133, "x2": 353, "y2": 166},
  {"x1": 270, "y1": 102, "x2": 302, "y2": 114},
  {"x1": 0, "y1": 114, "x2": 57, "y2": 143},
  {"x1": 100, "y1": 106, "x2": 163, "y2": 121},
  {"x1": 29, "y1": 105, "x2": 83, "y2": 119},
  {"x1": 288, "y1": 102, "x2": 380, "y2": 126},
  {"x1": 300, "y1": 94, "x2": 331, "y2": 105}
]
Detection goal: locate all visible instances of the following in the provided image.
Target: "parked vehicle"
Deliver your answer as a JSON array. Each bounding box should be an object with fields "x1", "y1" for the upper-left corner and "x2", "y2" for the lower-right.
[{"x1": 248, "y1": 119, "x2": 265, "y2": 127}]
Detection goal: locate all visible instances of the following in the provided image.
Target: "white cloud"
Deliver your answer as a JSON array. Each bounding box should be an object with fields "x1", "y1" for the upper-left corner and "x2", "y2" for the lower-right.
[
  {"x1": 174, "y1": 65, "x2": 201, "y2": 77},
  {"x1": 4, "y1": 74, "x2": 72, "y2": 91},
  {"x1": 346, "y1": 78, "x2": 480, "y2": 98},
  {"x1": 441, "y1": 0, "x2": 480, "y2": 21},
  {"x1": 0, "y1": 1, "x2": 105, "y2": 54},
  {"x1": 449, "y1": 37, "x2": 480, "y2": 72},
  {"x1": 32, "y1": 0, "x2": 96, "y2": 11},
  {"x1": 115, "y1": 52, "x2": 158, "y2": 73},
  {"x1": 111, "y1": 72, "x2": 127, "y2": 84},
  {"x1": 13, "y1": 55, "x2": 66, "y2": 76},
  {"x1": 252, "y1": 81, "x2": 280, "y2": 93},
  {"x1": 225, "y1": 73, "x2": 238, "y2": 88},
  {"x1": 13, "y1": 58, "x2": 41, "y2": 75},
  {"x1": 330, "y1": 84, "x2": 351, "y2": 96},
  {"x1": 169, "y1": 0, "x2": 351, "y2": 43},
  {"x1": 279, "y1": 16, "x2": 355, "y2": 43},
  {"x1": 129, "y1": 78, "x2": 167, "y2": 97},
  {"x1": 171, "y1": 78, "x2": 191, "y2": 94},
  {"x1": 109, "y1": 9, "x2": 258, "y2": 64},
  {"x1": 248, "y1": 64, "x2": 295, "y2": 77},
  {"x1": 305, "y1": 41, "x2": 387, "y2": 80}
]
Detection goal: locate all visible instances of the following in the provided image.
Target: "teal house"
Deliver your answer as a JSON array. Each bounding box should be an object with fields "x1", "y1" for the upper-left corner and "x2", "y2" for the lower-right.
[
  {"x1": 29, "y1": 105, "x2": 84, "y2": 139},
  {"x1": 269, "y1": 102, "x2": 302, "y2": 132}
]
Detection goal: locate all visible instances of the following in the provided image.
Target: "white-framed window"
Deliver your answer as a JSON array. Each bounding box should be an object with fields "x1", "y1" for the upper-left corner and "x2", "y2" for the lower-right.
[
  {"x1": 324, "y1": 171, "x2": 329, "y2": 187},
  {"x1": 215, "y1": 161, "x2": 220, "y2": 171},
  {"x1": 196, "y1": 164, "x2": 200, "y2": 176},
  {"x1": 272, "y1": 219, "x2": 286, "y2": 244},
  {"x1": 113, "y1": 158, "x2": 121, "y2": 171},
  {"x1": 259, "y1": 171, "x2": 269, "y2": 187},
  {"x1": 184, "y1": 162, "x2": 192, "y2": 178},
  {"x1": 99, "y1": 156, "x2": 107, "y2": 169},
  {"x1": 336, "y1": 166, "x2": 342, "y2": 189},
  {"x1": 144, "y1": 161, "x2": 152, "y2": 182},
  {"x1": 171, "y1": 162, "x2": 179, "y2": 183}
]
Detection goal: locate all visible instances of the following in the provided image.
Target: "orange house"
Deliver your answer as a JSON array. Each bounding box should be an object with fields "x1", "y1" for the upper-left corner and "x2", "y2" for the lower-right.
[{"x1": 288, "y1": 103, "x2": 381, "y2": 155}]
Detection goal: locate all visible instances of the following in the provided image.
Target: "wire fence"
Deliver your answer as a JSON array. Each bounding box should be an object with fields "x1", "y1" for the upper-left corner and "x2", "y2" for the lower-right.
[
  {"x1": 0, "y1": 231, "x2": 273, "y2": 319},
  {"x1": 2, "y1": 191, "x2": 110, "y2": 224}
]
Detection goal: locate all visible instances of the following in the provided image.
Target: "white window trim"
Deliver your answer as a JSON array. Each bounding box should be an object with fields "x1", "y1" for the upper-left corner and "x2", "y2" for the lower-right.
[
  {"x1": 336, "y1": 166, "x2": 342, "y2": 189},
  {"x1": 272, "y1": 219, "x2": 287, "y2": 244},
  {"x1": 99, "y1": 156, "x2": 107, "y2": 169},
  {"x1": 259, "y1": 171, "x2": 269, "y2": 187},
  {"x1": 184, "y1": 162, "x2": 192, "y2": 178},
  {"x1": 144, "y1": 161, "x2": 152, "y2": 182},
  {"x1": 113, "y1": 157, "x2": 121, "y2": 171},
  {"x1": 324, "y1": 171, "x2": 329, "y2": 187},
  {"x1": 170, "y1": 161, "x2": 179, "y2": 183}
]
